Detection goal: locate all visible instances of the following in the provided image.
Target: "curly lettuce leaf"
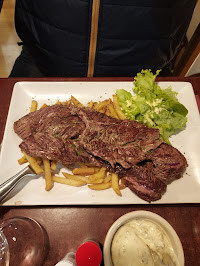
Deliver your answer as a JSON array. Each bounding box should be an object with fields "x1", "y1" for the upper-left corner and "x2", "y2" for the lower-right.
[{"x1": 116, "y1": 69, "x2": 188, "y2": 144}]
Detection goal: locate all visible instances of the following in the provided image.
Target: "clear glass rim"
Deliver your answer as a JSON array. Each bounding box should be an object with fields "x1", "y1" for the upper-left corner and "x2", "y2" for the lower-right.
[
  {"x1": 0, "y1": 216, "x2": 49, "y2": 265},
  {"x1": 0, "y1": 229, "x2": 10, "y2": 266}
]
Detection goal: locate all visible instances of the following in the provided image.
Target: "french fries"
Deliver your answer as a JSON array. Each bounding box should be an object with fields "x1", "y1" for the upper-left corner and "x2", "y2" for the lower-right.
[
  {"x1": 112, "y1": 94, "x2": 127, "y2": 120},
  {"x1": 17, "y1": 93, "x2": 128, "y2": 196},
  {"x1": 22, "y1": 152, "x2": 44, "y2": 175},
  {"x1": 87, "y1": 100, "x2": 94, "y2": 108},
  {"x1": 88, "y1": 182, "x2": 112, "y2": 190},
  {"x1": 111, "y1": 173, "x2": 122, "y2": 196},
  {"x1": 94, "y1": 99, "x2": 109, "y2": 112},
  {"x1": 63, "y1": 172, "x2": 89, "y2": 183},
  {"x1": 43, "y1": 159, "x2": 53, "y2": 191},
  {"x1": 63, "y1": 172, "x2": 105, "y2": 184},
  {"x1": 52, "y1": 176, "x2": 86, "y2": 186},
  {"x1": 18, "y1": 155, "x2": 42, "y2": 165},
  {"x1": 18, "y1": 155, "x2": 28, "y2": 165},
  {"x1": 51, "y1": 160, "x2": 58, "y2": 171},
  {"x1": 30, "y1": 100, "x2": 38, "y2": 112},
  {"x1": 107, "y1": 102, "x2": 119, "y2": 119},
  {"x1": 88, "y1": 167, "x2": 107, "y2": 182},
  {"x1": 103, "y1": 174, "x2": 112, "y2": 183},
  {"x1": 70, "y1": 96, "x2": 84, "y2": 107},
  {"x1": 72, "y1": 166, "x2": 100, "y2": 176},
  {"x1": 40, "y1": 103, "x2": 48, "y2": 109}
]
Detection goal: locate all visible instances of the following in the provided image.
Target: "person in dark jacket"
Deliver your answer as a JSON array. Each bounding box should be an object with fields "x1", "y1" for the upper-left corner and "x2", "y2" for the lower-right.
[
  {"x1": 0, "y1": 0, "x2": 3, "y2": 12},
  {"x1": 9, "y1": 0, "x2": 196, "y2": 77}
]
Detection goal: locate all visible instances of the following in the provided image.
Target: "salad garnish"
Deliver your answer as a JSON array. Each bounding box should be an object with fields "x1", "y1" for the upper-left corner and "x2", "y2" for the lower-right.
[{"x1": 116, "y1": 69, "x2": 188, "y2": 144}]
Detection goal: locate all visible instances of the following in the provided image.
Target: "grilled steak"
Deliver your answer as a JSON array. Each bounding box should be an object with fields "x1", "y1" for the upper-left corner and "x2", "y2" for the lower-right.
[
  {"x1": 15, "y1": 105, "x2": 102, "y2": 166},
  {"x1": 14, "y1": 104, "x2": 188, "y2": 202},
  {"x1": 74, "y1": 106, "x2": 163, "y2": 168},
  {"x1": 118, "y1": 162, "x2": 167, "y2": 202},
  {"x1": 146, "y1": 143, "x2": 188, "y2": 184},
  {"x1": 14, "y1": 104, "x2": 85, "y2": 140},
  {"x1": 116, "y1": 143, "x2": 188, "y2": 202}
]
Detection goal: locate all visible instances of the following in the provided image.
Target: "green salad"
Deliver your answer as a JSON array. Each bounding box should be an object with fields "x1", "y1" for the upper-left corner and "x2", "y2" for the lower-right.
[{"x1": 116, "y1": 69, "x2": 188, "y2": 144}]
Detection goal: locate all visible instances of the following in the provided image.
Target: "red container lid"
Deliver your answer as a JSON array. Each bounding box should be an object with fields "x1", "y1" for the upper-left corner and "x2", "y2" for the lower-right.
[{"x1": 76, "y1": 240, "x2": 102, "y2": 266}]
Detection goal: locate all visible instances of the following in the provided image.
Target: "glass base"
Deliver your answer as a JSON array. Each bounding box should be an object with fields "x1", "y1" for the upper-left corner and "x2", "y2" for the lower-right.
[{"x1": 0, "y1": 217, "x2": 49, "y2": 266}]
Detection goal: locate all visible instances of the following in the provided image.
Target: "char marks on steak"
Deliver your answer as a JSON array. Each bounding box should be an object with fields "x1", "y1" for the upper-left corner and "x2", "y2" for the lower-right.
[
  {"x1": 14, "y1": 105, "x2": 85, "y2": 140},
  {"x1": 14, "y1": 105, "x2": 102, "y2": 166},
  {"x1": 74, "y1": 106, "x2": 163, "y2": 168},
  {"x1": 118, "y1": 163, "x2": 167, "y2": 202},
  {"x1": 14, "y1": 104, "x2": 188, "y2": 202},
  {"x1": 146, "y1": 143, "x2": 188, "y2": 184}
]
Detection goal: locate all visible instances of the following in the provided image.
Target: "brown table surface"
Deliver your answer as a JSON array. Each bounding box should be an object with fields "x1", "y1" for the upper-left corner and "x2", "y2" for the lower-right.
[{"x1": 0, "y1": 77, "x2": 200, "y2": 266}]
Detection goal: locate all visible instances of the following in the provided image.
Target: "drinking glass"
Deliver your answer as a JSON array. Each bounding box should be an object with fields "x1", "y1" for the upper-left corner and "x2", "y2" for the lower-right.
[
  {"x1": 0, "y1": 216, "x2": 49, "y2": 266},
  {"x1": 0, "y1": 230, "x2": 9, "y2": 266}
]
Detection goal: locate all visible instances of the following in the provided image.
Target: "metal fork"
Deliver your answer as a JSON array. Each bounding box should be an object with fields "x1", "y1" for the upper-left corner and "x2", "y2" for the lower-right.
[{"x1": 0, "y1": 166, "x2": 36, "y2": 202}]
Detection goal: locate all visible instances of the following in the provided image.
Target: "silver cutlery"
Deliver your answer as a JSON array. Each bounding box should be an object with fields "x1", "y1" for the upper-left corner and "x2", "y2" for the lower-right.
[{"x1": 0, "y1": 166, "x2": 36, "y2": 202}]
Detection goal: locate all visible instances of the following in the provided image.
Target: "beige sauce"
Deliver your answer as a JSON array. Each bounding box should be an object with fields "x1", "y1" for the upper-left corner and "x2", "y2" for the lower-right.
[{"x1": 111, "y1": 219, "x2": 180, "y2": 266}]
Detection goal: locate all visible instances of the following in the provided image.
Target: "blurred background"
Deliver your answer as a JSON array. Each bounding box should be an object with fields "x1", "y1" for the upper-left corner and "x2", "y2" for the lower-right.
[
  {"x1": 0, "y1": 0, "x2": 199, "y2": 78},
  {"x1": 0, "y1": 0, "x2": 21, "y2": 77}
]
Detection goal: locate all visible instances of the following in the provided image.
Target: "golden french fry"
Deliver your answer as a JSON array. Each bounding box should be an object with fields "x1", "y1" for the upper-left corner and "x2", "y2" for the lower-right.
[
  {"x1": 51, "y1": 160, "x2": 57, "y2": 171},
  {"x1": 64, "y1": 100, "x2": 72, "y2": 107},
  {"x1": 113, "y1": 95, "x2": 127, "y2": 120},
  {"x1": 71, "y1": 96, "x2": 84, "y2": 107},
  {"x1": 22, "y1": 152, "x2": 43, "y2": 175},
  {"x1": 90, "y1": 178, "x2": 104, "y2": 184},
  {"x1": 87, "y1": 100, "x2": 94, "y2": 108},
  {"x1": 91, "y1": 102, "x2": 97, "y2": 109},
  {"x1": 52, "y1": 176, "x2": 86, "y2": 186},
  {"x1": 18, "y1": 155, "x2": 42, "y2": 165},
  {"x1": 72, "y1": 167, "x2": 100, "y2": 176},
  {"x1": 30, "y1": 100, "x2": 38, "y2": 112},
  {"x1": 105, "y1": 108, "x2": 111, "y2": 116},
  {"x1": 107, "y1": 102, "x2": 119, "y2": 119},
  {"x1": 63, "y1": 172, "x2": 104, "y2": 184},
  {"x1": 99, "y1": 106, "x2": 107, "y2": 114},
  {"x1": 88, "y1": 167, "x2": 107, "y2": 182},
  {"x1": 104, "y1": 174, "x2": 112, "y2": 183},
  {"x1": 88, "y1": 182, "x2": 112, "y2": 190},
  {"x1": 111, "y1": 173, "x2": 122, "y2": 196},
  {"x1": 115, "y1": 109, "x2": 127, "y2": 120},
  {"x1": 94, "y1": 100, "x2": 109, "y2": 112},
  {"x1": 18, "y1": 155, "x2": 28, "y2": 165},
  {"x1": 63, "y1": 172, "x2": 89, "y2": 182},
  {"x1": 112, "y1": 95, "x2": 121, "y2": 109},
  {"x1": 40, "y1": 103, "x2": 48, "y2": 109},
  {"x1": 43, "y1": 159, "x2": 53, "y2": 191}
]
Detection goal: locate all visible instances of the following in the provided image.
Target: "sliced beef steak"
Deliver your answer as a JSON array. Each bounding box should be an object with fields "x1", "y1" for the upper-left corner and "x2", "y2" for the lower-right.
[
  {"x1": 118, "y1": 162, "x2": 167, "y2": 202},
  {"x1": 14, "y1": 104, "x2": 188, "y2": 202},
  {"x1": 14, "y1": 105, "x2": 102, "y2": 166},
  {"x1": 75, "y1": 107, "x2": 163, "y2": 168},
  {"x1": 146, "y1": 143, "x2": 188, "y2": 184},
  {"x1": 14, "y1": 104, "x2": 85, "y2": 140},
  {"x1": 19, "y1": 134, "x2": 77, "y2": 164}
]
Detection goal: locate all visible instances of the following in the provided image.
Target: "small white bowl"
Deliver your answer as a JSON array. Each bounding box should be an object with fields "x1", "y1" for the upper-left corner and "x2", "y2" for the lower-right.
[{"x1": 103, "y1": 210, "x2": 184, "y2": 266}]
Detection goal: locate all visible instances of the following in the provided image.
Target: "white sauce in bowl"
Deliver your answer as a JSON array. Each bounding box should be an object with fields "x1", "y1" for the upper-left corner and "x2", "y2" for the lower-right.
[{"x1": 111, "y1": 219, "x2": 180, "y2": 266}]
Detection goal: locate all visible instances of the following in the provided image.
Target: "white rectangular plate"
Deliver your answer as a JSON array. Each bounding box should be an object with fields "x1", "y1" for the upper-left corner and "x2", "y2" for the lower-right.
[{"x1": 0, "y1": 81, "x2": 200, "y2": 206}]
